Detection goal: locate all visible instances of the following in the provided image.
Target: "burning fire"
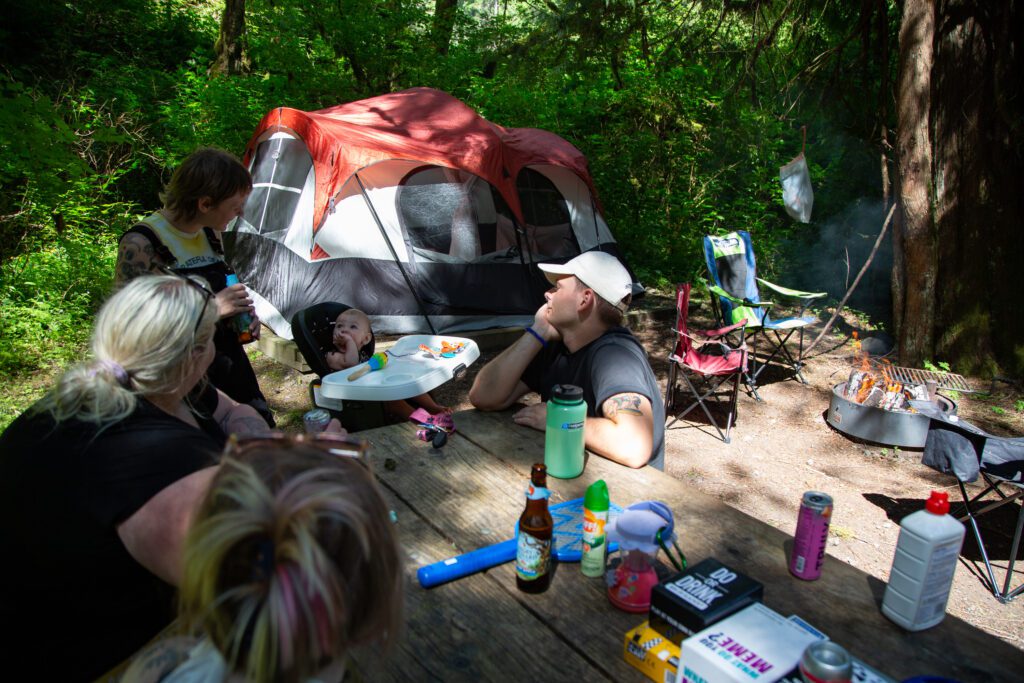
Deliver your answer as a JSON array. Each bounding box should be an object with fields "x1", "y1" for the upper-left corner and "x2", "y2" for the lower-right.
[{"x1": 845, "y1": 337, "x2": 926, "y2": 412}]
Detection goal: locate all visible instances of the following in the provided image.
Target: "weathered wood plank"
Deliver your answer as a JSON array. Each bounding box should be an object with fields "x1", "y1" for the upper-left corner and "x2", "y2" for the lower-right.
[
  {"x1": 359, "y1": 410, "x2": 1024, "y2": 683},
  {"x1": 349, "y1": 473, "x2": 612, "y2": 682},
  {"x1": 360, "y1": 420, "x2": 647, "y2": 681}
]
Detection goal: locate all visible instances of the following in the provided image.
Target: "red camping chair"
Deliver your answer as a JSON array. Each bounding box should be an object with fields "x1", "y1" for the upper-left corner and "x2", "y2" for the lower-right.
[{"x1": 664, "y1": 283, "x2": 748, "y2": 443}]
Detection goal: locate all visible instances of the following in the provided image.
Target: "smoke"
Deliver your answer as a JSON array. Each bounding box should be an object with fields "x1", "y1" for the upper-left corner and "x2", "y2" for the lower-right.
[{"x1": 779, "y1": 198, "x2": 892, "y2": 326}]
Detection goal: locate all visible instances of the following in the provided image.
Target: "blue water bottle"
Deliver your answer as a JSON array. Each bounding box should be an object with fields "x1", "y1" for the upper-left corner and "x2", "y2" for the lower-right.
[{"x1": 544, "y1": 384, "x2": 586, "y2": 479}]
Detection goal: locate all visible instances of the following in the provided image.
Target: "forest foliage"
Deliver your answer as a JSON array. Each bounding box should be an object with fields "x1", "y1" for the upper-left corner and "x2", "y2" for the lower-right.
[{"x1": 0, "y1": 0, "x2": 896, "y2": 408}]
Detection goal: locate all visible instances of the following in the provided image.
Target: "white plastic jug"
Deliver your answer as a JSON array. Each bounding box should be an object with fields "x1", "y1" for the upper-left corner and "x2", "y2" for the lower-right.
[{"x1": 881, "y1": 491, "x2": 965, "y2": 631}]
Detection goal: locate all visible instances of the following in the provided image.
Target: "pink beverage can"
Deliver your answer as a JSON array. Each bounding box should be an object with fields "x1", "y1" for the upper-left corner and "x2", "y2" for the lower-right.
[{"x1": 790, "y1": 491, "x2": 833, "y2": 580}]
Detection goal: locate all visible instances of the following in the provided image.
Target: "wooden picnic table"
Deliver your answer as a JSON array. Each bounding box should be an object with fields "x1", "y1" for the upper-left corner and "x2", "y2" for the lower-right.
[{"x1": 350, "y1": 409, "x2": 1024, "y2": 682}]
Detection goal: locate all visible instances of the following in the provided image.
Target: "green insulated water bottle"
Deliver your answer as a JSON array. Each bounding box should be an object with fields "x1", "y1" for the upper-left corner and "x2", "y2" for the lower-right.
[{"x1": 544, "y1": 384, "x2": 586, "y2": 479}]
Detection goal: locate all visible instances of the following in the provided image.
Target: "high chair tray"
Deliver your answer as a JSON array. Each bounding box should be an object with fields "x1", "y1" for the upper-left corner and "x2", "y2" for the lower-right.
[{"x1": 320, "y1": 335, "x2": 480, "y2": 402}]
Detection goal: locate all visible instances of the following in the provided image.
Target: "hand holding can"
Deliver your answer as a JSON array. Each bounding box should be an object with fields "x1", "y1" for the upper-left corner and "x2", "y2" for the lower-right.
[{"x1": 303, "y1": 408, "x2": 332, "y2": 434}]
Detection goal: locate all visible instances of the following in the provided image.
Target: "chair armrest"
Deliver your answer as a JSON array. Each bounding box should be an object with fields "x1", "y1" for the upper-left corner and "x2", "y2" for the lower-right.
[
  {"x1": 706, "y1": 283, "x2": 773, "y2": 309},
  {"x1": 756, "y1": 278, "x2": 826, "y2": 300},
  {"x1": 702, "y1": 318, "x2": 749, "y2": 339}
]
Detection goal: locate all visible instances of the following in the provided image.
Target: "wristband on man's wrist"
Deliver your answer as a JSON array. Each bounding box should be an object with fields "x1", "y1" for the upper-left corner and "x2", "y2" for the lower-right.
[{"x1": 524, "y1": 326, "x2": 548, "y2": 347}]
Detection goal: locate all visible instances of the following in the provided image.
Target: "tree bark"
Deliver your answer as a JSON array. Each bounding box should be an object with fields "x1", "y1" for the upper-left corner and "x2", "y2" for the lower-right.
[
  {"x1": 211, "y1": 0, "x2": 249, "y2": 76},
  {"x1": 929, "y1": 0, "x2": 1024, "y2": 376},
  {"x1": 432, "y1": 0, "x2": 459, "y2": 56},
  {"x1": 895, "y1": 0, "x2": 1024, "y2": 376},
  {"x1": 894, "y1": 0, "x2": 936, "y2": 368}
]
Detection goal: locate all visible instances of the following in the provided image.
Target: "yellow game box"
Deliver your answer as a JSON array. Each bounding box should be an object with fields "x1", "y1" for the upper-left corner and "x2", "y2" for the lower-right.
[{"x1": 623, "y1": 620, "x2": 681, "y2": 683}]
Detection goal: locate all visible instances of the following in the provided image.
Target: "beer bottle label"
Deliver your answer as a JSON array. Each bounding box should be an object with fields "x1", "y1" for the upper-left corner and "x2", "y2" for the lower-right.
[
  {"x1": 525, "y1": 484, "x2": 550, "y2": 500},
  {"x1": 515, "y1": 531, "x2": 551, "y2": 581}
]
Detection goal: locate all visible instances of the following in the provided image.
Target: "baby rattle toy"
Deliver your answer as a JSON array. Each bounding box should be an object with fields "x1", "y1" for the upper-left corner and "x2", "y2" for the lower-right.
[{"x1": 347, "y1": 351, "x2": 388, "y2": 381}]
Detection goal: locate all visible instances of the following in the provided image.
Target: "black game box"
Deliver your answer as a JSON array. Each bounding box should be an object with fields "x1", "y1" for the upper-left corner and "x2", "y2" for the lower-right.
[{"x1": 648, "y1": 557, "x2": 764, "y2": 646}]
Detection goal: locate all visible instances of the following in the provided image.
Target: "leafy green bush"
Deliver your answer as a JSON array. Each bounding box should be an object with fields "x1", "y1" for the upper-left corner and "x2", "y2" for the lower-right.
[{"x1": 0, "y1": 174, "x2": 131, "y2": 375}]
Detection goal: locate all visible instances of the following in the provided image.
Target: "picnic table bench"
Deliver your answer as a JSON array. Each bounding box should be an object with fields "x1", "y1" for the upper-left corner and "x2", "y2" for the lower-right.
[{"x1": 348, "y1": 408, "x2": 1024, "y2": 682}]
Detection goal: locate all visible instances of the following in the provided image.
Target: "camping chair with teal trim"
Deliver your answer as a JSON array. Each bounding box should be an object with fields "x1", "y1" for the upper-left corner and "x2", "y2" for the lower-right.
[{"x1": 703, "y1": 231, "x2": 825, "y2": 398}]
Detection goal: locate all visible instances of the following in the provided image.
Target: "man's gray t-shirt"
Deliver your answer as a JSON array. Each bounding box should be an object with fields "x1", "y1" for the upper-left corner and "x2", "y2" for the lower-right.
[{"x1": 523, "y1": 327, "x2": 665, "y2": 469}]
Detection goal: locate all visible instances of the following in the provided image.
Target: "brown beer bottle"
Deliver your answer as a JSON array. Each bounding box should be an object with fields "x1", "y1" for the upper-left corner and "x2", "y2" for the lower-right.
[{"x1": 515, "y1": 463, "x2": 553, "y2": 593}]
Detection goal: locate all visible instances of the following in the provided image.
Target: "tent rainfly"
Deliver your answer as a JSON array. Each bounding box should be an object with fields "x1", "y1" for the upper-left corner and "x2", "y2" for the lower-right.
[{"x1": 226, "y1": 87, "x2": 639, "y2": 339}]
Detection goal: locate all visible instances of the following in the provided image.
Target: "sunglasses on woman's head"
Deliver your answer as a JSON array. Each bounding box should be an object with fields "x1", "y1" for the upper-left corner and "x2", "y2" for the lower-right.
[
  {"x1": 225, "y1": 432, "x2": 370, "y2": 465},
  {"x1": 156, "y1": 265, "x2": 215, "y2": 337}
]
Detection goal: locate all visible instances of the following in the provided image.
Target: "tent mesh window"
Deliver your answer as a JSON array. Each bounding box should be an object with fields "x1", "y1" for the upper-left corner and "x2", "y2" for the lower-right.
[
  {"x1": 246, "y1": 138, "x2": 313, "y2": 238},
  {"x1": 397, "y1": 167, "x2": 501, "y2": 262},
  {"x1": 517, "y1": 167, "x2": 578, "y2": 259}
]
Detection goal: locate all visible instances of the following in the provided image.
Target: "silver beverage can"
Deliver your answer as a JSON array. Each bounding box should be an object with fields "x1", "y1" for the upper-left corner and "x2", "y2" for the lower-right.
[
  {"x1": 303, "y1": 408, "x2": 332, "y2": 434},
  {"x1": 799, "y1": 641, "x2": 852, "y2": 683}
]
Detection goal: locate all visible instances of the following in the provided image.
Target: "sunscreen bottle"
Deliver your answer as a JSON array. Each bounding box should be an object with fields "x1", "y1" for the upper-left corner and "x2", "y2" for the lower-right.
[
  {"x1": 881, "y1": 490, "x2": 965, "y2": 631},
  {"x1": 581, "y1": 479, "x2": 609, "y2": 577}
]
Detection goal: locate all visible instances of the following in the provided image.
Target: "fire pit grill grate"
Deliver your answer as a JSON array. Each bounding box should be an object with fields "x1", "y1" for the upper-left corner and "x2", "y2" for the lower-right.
[{"x1": 879, "y1": 364, "x2": 974, "y2": 393}]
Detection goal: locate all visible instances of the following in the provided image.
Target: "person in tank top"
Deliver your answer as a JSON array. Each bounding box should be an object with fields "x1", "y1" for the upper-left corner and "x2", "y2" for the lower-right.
[{"x1": 115, "y1": 147, "x2": 273, "y2": 426}]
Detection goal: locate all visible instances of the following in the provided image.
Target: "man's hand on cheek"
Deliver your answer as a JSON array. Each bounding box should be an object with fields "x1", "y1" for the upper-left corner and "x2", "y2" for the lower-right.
[{"x1": 532, "y1": 303, "x2": 560, "y2": 342}]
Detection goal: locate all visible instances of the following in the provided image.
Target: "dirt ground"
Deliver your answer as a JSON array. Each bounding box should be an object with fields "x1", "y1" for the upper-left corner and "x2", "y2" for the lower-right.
[{"x1": 251, "y1": 289, "x2": 1024, "y2": 655}]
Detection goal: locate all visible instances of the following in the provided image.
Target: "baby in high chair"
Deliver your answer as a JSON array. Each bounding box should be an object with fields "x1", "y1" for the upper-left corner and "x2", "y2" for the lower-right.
[{"x1": 326, "y1": 307, "x2": 451, "y2": 421}]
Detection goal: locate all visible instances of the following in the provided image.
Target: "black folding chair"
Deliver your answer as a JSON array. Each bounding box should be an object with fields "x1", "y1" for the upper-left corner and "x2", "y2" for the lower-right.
[{"x1": 922, "y1": 408, "x2": 1024, "y2": 602}]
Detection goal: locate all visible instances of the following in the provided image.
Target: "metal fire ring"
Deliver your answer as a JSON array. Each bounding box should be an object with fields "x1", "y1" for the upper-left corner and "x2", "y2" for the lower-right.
[{"x1": 827, "y1": 382, "x2": 957, "y2": 448}]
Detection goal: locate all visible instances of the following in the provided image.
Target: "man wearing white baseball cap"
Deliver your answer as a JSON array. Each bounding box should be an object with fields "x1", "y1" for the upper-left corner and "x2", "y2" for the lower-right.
[{"x1": 469, "y1": 251, "x2": 664, "y2": 469}]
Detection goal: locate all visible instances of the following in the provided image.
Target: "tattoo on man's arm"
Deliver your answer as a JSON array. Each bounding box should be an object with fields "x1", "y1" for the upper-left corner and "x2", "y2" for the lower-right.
[{"x1": 604, "y1": 394, "x2": 644, "y2": 421}]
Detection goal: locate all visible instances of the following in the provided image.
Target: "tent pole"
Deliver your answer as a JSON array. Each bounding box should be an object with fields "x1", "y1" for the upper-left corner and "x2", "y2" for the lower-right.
[
  {"x1": 354, "y1": 173, "x2": 437, "y2": 335},
  {"x1": 512, "y1": 215, "x2": 545, "y2": 302},
  {"x1": 590, "y1": 195, "x2": 603, "y2": 251}
]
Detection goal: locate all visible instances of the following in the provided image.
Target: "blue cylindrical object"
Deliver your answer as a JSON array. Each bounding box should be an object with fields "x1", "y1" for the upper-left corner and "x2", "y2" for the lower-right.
[
  {"x1": 225, "y1": 272, "x2": 254, "y2": 342},
  {"x1": 417, "y1": 538, "x2": 518, "y2": 588}
]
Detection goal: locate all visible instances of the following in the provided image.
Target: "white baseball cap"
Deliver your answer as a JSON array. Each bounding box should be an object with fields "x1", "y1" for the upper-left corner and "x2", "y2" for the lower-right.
[{"x1": 539, "y1": 251, "x2": 633, "y2": 312}]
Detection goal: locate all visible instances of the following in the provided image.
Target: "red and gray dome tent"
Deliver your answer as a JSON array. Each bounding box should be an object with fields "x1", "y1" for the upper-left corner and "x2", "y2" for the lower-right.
[{"x1": 226, "y1": 87, "x2": 639, "y2": 339}]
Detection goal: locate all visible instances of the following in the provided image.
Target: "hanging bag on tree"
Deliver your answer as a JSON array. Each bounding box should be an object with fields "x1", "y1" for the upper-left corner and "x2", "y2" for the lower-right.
[{"x1": 779, "y1": 126, "x2": 814, "y2": 223}]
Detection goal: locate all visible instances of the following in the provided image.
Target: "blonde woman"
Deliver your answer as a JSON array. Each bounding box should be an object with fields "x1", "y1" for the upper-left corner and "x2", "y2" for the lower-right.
[
  {"x1": 122, "y1": 436, "x2": 404, "y2": 683},
  {"x1": 0, "y1": 274, "x2": 268, "y2": 681}
]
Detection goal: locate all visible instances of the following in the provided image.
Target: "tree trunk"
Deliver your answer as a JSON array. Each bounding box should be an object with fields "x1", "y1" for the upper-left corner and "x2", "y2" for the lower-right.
[
  {"x1": 894, "y1": 0, "x2": 936, "y2": 368},
  {"x1": 432, "y1": 0, "x2": 459, "y2": 56},
  {"x1": 211, "y1": 0, "x2": 249, "y2": 76},
  {"x1": 930, "y1": 0, "x2": 1024, "y2": 377},
  {"x1": 895, "y1": 0, "x2": 1024, "y2": 376}
]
